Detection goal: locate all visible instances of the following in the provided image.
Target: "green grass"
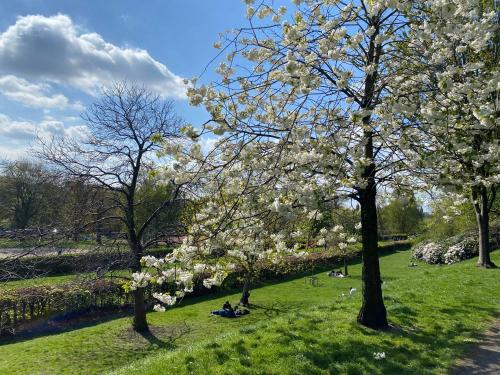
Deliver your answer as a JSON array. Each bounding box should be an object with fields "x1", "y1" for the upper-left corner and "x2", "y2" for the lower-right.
[
  {"x1": 1, "y1": 269, "x2": 131, "y2": 290},
  {"x1": 2, "y1": 273, "x2": 80, "y2": 290},
  {"x1": 0, "y1": 249, "x2": 499, "y2": 375},
  {"x1": 0, "y1": 238, "x2": 99, "y2": 250}
]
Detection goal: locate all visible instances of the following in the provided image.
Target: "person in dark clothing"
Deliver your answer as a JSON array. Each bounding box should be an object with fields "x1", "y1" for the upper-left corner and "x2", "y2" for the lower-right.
[
  {"x1": 212, "y1": 309, "x2": 236, "y2": 318},
  {"x1": 222, "y1": 301, "x2": 233, "y2": 311}
]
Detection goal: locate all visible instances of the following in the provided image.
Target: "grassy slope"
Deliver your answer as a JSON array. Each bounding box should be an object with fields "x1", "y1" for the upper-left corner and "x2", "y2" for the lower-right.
[{"x1": 0, "y1": 250, "x2": 498, "y2": 375}]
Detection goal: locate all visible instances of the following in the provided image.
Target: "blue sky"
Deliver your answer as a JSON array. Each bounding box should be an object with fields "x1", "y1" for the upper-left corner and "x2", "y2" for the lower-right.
[{"x1": 0, "y1": 0, "x2": 249, "y2": 159}]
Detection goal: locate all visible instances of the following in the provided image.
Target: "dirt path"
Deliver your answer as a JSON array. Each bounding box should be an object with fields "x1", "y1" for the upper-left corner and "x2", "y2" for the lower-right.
[{"x1": 451, "y1": 320, "x2": 500, "y2": 374}]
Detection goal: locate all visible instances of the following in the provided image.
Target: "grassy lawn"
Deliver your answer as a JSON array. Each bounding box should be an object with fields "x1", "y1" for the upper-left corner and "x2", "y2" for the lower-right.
[
  {"x1": 0, "y1": 249, "x2": 498, "y2": 375},
  {"x1": 0, "y1": 238, "x2": 99, "y2": 250},
  {"x1": 1, "y1": 269, "x2": 131, "y2": 290},
  {"x1": 2, "y1": 273, "x2": 80, "y2": 290}
]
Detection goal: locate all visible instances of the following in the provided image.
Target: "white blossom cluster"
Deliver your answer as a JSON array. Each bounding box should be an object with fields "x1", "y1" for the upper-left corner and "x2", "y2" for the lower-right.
[
  {"x1": 174, "y1": 0, "x2": 416, "y2": 212},
  {"x1": 443, "y1": 238, "x2": 479, "y2": 265},
  {"x1": 391, "y1": 0, "x2": 499, "y2": 198},
  {"x1": 148, "y1": 0, "x2": 497, "y2": 309},
  {"x1": 316, "y1": 224, "x2": 359, "y2": 254},
  {"x1": 129, "y1": 247, "x2": 227, "y2": 312}
]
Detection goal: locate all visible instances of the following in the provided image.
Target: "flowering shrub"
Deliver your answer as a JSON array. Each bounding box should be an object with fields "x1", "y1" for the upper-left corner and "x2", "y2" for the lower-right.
[
  {"x1": 412, "y1": 242, "x2": 445, "y2": 264},
  {"x1": 413, "y1": 236, "x2": 479, "y2": 265},
  {"x1": 444, "y1": 238, "x2": 478, "y2": 265}
]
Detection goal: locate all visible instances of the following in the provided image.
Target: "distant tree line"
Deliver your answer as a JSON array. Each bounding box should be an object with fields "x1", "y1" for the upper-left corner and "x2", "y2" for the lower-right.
[{"x1": 0, "y1": 159, "x2": 184, "y2": 245}]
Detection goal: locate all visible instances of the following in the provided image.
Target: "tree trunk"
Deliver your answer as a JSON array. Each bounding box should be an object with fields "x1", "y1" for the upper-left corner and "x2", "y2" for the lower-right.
[
  {"x1": 356, "y1": 132, "x2": 388, "y2": 330},
  {"x1": 240, "y1": 278, "x2": 250, "y2": 306},
  {"x1": 132, "y1": 288, "x2": 148, "y2": 332},
  {"x1": 473, "y1": 187, "x2": 496, "y2": 268},
  {"x1": 344, "y1": 255, "x2": 348, "y2": 276},
  {"x1": 130, "y1": 239, "x2": 149, "y2": 332},
  {"x1": 95, "y1": 220, "x2": 102, "y2": 245}
]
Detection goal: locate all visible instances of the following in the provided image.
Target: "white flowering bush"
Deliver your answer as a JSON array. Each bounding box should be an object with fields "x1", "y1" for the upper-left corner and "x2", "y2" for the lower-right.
[
  {"x1": 444, "y1": 238, "x2": 479, "y2": 265},
  {"x1": 413, "y1": 236, "x2": 479, "y2": 265},
  {"x1": 412, "y1": 242, "x2": 446, "y2": 264}
]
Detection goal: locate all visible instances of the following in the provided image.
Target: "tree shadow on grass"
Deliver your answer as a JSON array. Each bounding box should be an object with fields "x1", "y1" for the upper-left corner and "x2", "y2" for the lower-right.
[
  {"x1": 0, "y1": 307, "x2": 133, "y2": 346},
  {"x1": 279, "y1": 303, "x2": 498, "y2": 374},
  {"x1": 0, "y1": 244, "x2": 410, "y2": 346},
  {"x1": 127, "y1": 320, "x2": 192, "y2": 351},
  {"x1": 250, "y1": 301, "x2": 302, "y2": 318}
]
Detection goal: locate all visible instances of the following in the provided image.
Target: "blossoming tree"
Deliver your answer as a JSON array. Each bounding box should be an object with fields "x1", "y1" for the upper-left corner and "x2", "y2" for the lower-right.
[
  {"x1": 171, "y1": 161, "x2": 311, "y2": 306},
  {"x1": 130, "y1": 248, "x2": 226, "y2": 312},
  {"x1": 392, "y1": 0, "x2": 499, "y2": 267},
  {"x1": 183, "y1": 0, "x2": 416, "y2": 329},
  {"x1": 318, "y1": 223, "x2": 360, "y2": 275}
]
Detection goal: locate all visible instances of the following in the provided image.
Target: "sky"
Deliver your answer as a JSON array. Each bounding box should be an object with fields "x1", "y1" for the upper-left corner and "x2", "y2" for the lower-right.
[{"x1": 0, "y1": 0, "x2": 249, "y2": 159}]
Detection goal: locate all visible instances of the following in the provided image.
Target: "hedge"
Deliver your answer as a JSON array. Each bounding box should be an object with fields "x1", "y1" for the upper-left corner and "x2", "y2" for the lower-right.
[
  {"x1": 0, "y1": 280, "x2": 128, "y2": 335},
  {"x1": 1, "y1": 247, "x2": 174, "y2": 281}
]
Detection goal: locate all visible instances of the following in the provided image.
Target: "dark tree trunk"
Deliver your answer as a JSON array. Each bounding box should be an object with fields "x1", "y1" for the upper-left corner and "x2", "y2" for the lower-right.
[
  {"x1": 96, "y1": 227, "x2": 102, "y2": 245},
  {"x1": 132, "y1": 288, "x2": 148, "y2": 332},
  {"x1": 95, "y1": 203, "x2": 103, "y2": 245},
  {"x1": 356, "y1": 132, "x2": 388, "y2": 330},
  {"x1": 240, "y1": 278, "x2": 250, "y2": 306},
  {"x1": 355, "y1": 19, "x2": 387, "y2": 329},
  {"x1": 95, "y1": 219, "x2": 103, "y2": 245},
  {"x1": 344, "y1": 255, "x2": 348, "y2": 276},
  {"x1": 129, "y1": 225, "x2": 149, "y2": 332},
  {"x1": 473, "y1": 187, "x2": 496, "y2": 268}
]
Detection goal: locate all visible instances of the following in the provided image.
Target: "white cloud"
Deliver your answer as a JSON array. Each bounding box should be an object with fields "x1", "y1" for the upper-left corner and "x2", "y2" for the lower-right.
[
  {"x1": 199, "y1": 135, "x2": 222, "y2": 154},
  {"x1": 0, "y1": 116, "x2": 35, "y2": 140},
  {"x1": 0, "y1": 14, "x2": 187, "y2": 99},
  {"x1": 0, "y1": 75, "x2": 84, "y2": 110},
  {"x1": 0, "y1": 113, "x2": 87, "y2": 145}
]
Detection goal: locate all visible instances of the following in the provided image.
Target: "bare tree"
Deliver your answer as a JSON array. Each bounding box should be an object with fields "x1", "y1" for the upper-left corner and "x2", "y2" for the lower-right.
[{"x1": 36, "y1": 82, "x2": 183, "y2": 332}]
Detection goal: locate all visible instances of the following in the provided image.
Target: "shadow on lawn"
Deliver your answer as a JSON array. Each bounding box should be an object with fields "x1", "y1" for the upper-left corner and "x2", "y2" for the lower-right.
[
  {"x1": 0, "y1": 307, "x2": 132, "y2": 346},
  {"x1": 134, "y1": 321, "x2": 192, "y2": 350},
  {"x1": 195, "y1": 296, "x2": 499, "y2": 375},
  {"x1": 250, "y1": 301, "x2": 302, "y2": 318}
]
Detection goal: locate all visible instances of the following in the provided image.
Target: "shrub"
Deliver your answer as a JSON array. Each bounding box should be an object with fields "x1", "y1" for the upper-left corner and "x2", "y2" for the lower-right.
[
  {"x1": 443, "y1": 237, "x2": 478, "y2": 264},
  {"x1": 2, "y1": 247, "x2": 174, "y2": 281},
  {"x1": 412, "y1": 242, "x2": 446, "y2": 264},
  {"x1": 0, "y1": 280, "x2": 128, "y2": 335},
  {"x1": 412, "y1": 235, "x2": 479, "y2": 265}
]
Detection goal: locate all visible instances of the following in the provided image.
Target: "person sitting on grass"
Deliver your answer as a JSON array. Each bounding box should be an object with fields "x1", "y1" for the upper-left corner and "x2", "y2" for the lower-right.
[
  {"x1": 211, "y1": 307, "x2": 236, "y2": 318},
  {"x1": 211, "y1": 303, "x2": 250, "y2": 318},
  {"x1": 327, "y1": 270, "x2": 345, "y2": 278}
]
